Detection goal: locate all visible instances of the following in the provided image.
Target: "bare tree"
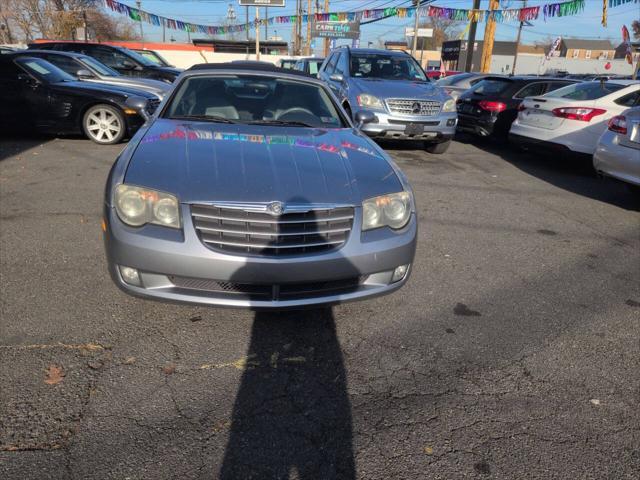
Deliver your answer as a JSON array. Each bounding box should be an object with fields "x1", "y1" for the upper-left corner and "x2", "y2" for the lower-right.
[
  {"x1": 632, "y1": 20, "x2": 639, "y2": 40},
  {"x1": 418, "y1": 16, "x2": 463, "y2": 49}
]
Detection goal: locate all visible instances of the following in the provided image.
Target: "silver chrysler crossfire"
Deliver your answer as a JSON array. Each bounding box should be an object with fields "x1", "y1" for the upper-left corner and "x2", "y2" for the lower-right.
[{"x1": 103, "y1": 63, "x2": 417, "y2": 308}]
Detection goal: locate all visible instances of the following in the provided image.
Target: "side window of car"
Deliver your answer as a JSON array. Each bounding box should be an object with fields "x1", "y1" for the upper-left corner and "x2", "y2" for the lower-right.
[
  {"x1": 335, "y1": 52, "x2": 348, "y2": 76},
  {"x1": 469, "y1": 78, "x2": 483, "y2": 86},
  {"x1": 325, "y1": 53, "x2": 338, "y2": 75},
  {"x1": 614, "y1": 91, "x2": 640, "y2": 107},
  {"x1": 92, "y1": 47, "x2": 134, "y2": 69},
  {"x1": 514, "y1": 82, "x2": 546, "y2": 99},
  {"x1": 44, "y1": 55, "x2": 80, "y2": 76}
]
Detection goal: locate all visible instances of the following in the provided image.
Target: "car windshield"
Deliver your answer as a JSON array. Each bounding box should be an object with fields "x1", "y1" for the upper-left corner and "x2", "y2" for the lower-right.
[
  {"x1": 436, "y1": 73, "x2": 474, "y2": 86},
  {"x1": 135, "y1": 50, "x2": 169, "y2": 66},
  {"x1": 544, "y1": 82, "x2": 627, "y2": 100},
  {"x1": 118, "y1": 47, "x2": 156, "y2": 67},
  {"x1": 470, "y1": 78, "x2": 512, "y2": 96},
  {"x1": 80, "y1": 56, "x2": 119, "y2": 76},
  {"x1": 17, "y1": 57, "x2": 74, "y2": 83},
  {"x1": 350, "y1": 54, "x2": 427, "y2": 81},
  {"x1": 164, "y1": 74, "x2": 345, "y2": 128}
]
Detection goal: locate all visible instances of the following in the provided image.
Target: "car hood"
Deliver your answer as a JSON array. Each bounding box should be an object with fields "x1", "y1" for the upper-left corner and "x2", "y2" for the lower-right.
[
  {"x1": 55, "y1": 80, "x2": 158, "y2": 100},
  {"x1": 93, "y1": 76, "x2": 170, "y2": 97},
  {"x1": 352, "y1": 78, "x2": 446, "y2": 100},
  {"x1": 124, "y1": 119, "x2": 403, "y2": 204}
]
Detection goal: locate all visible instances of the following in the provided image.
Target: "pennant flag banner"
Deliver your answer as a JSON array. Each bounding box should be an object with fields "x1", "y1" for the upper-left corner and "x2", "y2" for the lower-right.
[
  {"x1": 608, "y1": 0, "x2": 639, "y2": 6},
  {"x1": 104, "y1": 0, "x2": 587, "y2": 37}
]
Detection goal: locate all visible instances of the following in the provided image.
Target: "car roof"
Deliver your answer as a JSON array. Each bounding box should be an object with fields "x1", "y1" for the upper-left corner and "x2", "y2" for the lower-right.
[
  {"x1": 21, "y1": 49, "x2": 86, "y2": 59},
  {"x1": 603, "y1": 79, "x2": 640, "y2": 86},
  {"x1": 341, "y1": 48, "x2": 409, "y2": 57},
  {"x1": 187, "y1": 62, "x2": 316, "y2": 79}
]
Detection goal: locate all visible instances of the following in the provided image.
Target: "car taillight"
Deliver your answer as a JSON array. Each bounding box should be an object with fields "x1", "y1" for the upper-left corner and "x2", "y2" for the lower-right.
[
  {"x1": 551, "y1": 107, "x2": 607, "y2": 122},
  {"x1": 478, "y1": 100, "x2": 507, "y2": 112},
  {"x1": 607, "y1": 115, "x2": 627, "y2": 134}
]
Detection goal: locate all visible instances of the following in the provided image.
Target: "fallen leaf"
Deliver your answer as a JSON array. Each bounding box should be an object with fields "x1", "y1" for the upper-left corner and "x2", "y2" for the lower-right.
[
  {"x1": 424, "y1": 446, "x2": 434, "y2": 455},
  {"x1": 123, "y1": 356, "x2": 136, "y2": 365},
  {"x1": 163, "y1": 364, "x2": 176, "y2": 375},
  {"x1": 590, "y1": 399, "x2": 601, "y2": 406},
  {"x1": 87, "y1": 360, "x2": 103, "y2": 370},
  {"x1": 189, "y1": 315, "x2": 202, "y2": 322},
  {"x1": 44, "y1": 365, "x2": 65, "y2": 385}
]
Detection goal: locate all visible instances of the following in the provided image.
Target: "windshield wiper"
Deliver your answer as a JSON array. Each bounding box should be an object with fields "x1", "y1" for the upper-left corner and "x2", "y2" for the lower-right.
[
  {"x1": 170, "y1": 114, "x2": 238, "y2": 124},
  {"x1": 247, "y1": 119, "x2": 314, "y2": 128}
]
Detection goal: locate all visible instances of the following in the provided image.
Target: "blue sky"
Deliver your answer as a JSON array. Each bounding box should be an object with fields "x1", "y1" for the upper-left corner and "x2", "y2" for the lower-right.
[{"x1": 112, "y1": 0, "x2": 640, "y2": 49}]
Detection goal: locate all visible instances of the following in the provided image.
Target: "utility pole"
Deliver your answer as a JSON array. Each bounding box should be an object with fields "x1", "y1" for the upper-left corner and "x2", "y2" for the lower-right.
[
  {"x1": 480, "y1": 0, "x2": 500, "y2": 73},
  {"x1": 410, "y1": 0, "x2": 420, "y2": 58},
  {"x1": 246, "y1": 6, "x2": 249, "y2": 41},
  {"x1": 136, "y1": 0, "x2": 144, "y2": 43},
  {"x1": 323, "y1": 0, "x2": 329, "y2": 57},
  {"x1": 162, "y1": 18, "x2": 166, "y2": 42},
  {"x1": 464, "y1": 0, "x2": 481, "y2": 72},
  {"x1": 264, "y1": 7, "x2": 268, "y2": 40},
  {"x1": 82, "y1": 11, "x2": 87, "y2": 41},
  {"x1": 306, "y1": 0, "x2": 312, "y2": 55},
  {"x1": 511, "y1": 0, "x2": 526, "y2": 75}
]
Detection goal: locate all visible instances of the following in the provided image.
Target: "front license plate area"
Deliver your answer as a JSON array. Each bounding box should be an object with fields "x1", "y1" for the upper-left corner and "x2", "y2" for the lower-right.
[{"x1": 404, "y1": 123, "x2": 424, "y2": 136}]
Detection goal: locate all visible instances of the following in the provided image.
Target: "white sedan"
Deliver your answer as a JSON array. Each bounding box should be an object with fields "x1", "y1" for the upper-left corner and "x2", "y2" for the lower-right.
[
  {"x1": 509, "y1": 80, "x2": 640, "y2": 155},
  {"x1": 593, "y1": 106, "x2": 640, "y2": 187}
]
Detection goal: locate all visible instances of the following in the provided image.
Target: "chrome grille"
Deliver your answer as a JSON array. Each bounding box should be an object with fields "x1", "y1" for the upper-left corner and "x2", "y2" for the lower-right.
[
  {"x1": 191, "y1": 204, "x2": 354, "y2": 256},
  {"x1": 386, "y1": 99, "x2": 441, "y2": 116}
]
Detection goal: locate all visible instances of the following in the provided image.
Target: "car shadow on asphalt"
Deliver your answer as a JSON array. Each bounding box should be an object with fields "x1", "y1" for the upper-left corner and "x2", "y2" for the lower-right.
[
  {"x1": 455, "y1": 133, "x2": 640, "y2": 212},
  {"x1": 219, "y1": 308, "x2": 356, "y2": 479},
  {"x1": 0, "y1": 133, "x2": 55, "y2": 162},
  {"x1": 219, "y1": 200, "x2": 357, "y2": 479}
]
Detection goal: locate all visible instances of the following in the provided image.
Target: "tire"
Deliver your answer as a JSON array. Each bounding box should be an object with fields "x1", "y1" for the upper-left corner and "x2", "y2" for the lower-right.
[
  {"x1": 424, "y1": 139, "x2": 451, "y2": 154},
  {"x1": 82, "y1": 104, "x2": 126, "y2": 145}
]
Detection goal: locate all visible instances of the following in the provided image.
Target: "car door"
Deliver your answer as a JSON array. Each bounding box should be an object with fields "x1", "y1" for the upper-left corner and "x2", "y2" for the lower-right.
[
  {"x1": 13, "y1": 59, "x2": 56, "y2": 128},
  {"x1": 91, "y1": 46, "x2": 140, "y2": 77},
  {"x1": 0, "y1": 59, "x2": 32, "y2": 130}
]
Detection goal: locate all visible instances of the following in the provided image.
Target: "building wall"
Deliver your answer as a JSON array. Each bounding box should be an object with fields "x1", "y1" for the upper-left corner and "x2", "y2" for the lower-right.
[
  {"x1": 512, "y1": 55, "x2": 636, "y2": 76},
  {"x1": 565, "y1": 48, "x2": 615, "y2": 60}
]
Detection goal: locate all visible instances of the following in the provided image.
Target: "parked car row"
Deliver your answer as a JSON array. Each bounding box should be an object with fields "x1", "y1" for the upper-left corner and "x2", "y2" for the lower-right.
[
  {"x1": 0, "y1": 42, "x2": 184, "y2": 144},
  {"x1": 438, "y1": 72, "x2": 639, "y2": 188}
]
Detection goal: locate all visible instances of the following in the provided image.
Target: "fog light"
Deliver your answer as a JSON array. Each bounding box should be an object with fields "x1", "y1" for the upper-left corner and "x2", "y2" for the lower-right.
[
  {"x1": 447, "y1": 118, "x2": 457, "y2": 127},
  {"x1": 391, "y1": 264, "x2": 409, "y2": 283},
  {"x1": 119, "y1": 266, "x2": 141, "y2": 286}
]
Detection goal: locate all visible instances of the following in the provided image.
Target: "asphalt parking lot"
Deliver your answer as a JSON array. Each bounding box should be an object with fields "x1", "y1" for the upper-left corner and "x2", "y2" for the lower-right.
[{"x1": 1, "y1": 133, "x2": 639, "y2": 479}]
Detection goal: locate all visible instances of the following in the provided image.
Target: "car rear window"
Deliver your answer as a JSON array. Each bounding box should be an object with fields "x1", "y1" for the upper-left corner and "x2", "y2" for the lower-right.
[
  {"x1": 545, "y1": 82, "x2": 626, "y2": 100},
  {"x1": 469, "y1": 78, "x2": 512, "y2": 96}
]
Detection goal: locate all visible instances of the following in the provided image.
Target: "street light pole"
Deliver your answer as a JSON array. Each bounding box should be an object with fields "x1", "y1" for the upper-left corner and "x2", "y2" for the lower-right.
[{"x1": 464, "y1": 0, "x2": 481, "y2": 72}]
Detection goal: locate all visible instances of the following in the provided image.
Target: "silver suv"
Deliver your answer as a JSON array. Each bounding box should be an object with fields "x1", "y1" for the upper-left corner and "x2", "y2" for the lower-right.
[{"x1": 319, "y1": 47, "x2": 457, "y2": 154}]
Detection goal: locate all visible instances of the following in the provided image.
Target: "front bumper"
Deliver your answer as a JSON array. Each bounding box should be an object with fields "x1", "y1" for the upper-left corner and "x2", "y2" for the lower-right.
[
  {"x1": 359, "y1": 109, "x2": 457, "y2": 142},
  {"x1": 103, "y1": 205, "x2": 417, "y2": 309}
]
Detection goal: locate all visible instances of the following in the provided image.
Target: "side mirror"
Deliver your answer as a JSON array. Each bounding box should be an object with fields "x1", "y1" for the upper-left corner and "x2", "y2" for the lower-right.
[
  {"x1": 76, "y1": 69, "x2": 94, "y2": 79},
  {"x1": 354, "y1": 110, "x2": 376, "y2": 129},
  {"x1": 330, "y1": 73, "x2": 344, "y2": 83}
]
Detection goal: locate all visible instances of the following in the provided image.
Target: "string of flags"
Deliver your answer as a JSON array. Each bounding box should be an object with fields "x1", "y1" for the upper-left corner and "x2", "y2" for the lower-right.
[
  {"x1": 104, "y1": 0, "x2": 588, "y2": 36},
  {"x1": 602, "y1": 0, "x2": 639, "y2": 29}
]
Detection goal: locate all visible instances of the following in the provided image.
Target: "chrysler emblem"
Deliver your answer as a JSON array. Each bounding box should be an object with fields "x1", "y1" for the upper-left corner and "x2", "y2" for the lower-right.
[
  {"x1": 411, "y1": 102, "x2": 422, "y2": 114},
  {"x1": 266, "y1": 201, "x2": 284, "y2": 216}
]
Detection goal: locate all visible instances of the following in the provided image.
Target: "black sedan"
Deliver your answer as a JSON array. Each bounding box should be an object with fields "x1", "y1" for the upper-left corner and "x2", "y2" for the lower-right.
[
  {"x1": 456, "y1": 76, "x2": 577, "y2": 138},
  {"x1": 0, "y1": 55, "x2": 159, "y2": 144},
  {"x1": 15, "y1": 50, "x2": 170, "y2": 99},
  {"x1": 28, "y1": 42, "x2": 182, "y2": 83}
]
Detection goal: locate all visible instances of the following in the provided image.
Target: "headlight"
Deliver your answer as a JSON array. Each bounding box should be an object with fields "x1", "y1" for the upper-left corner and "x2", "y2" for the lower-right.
[
  {"x1": 114, "y1": 184, "x2": 180, "y2": 228},
  {"x1": 442, "y1": 98, "x2": 456, "y2": 112},
  {"x1": 357, "y1": 94, "x2": 384, "y2": 109},
  {"x1": 361, "y1": 191, "x2": 412, "y2": 231}
]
